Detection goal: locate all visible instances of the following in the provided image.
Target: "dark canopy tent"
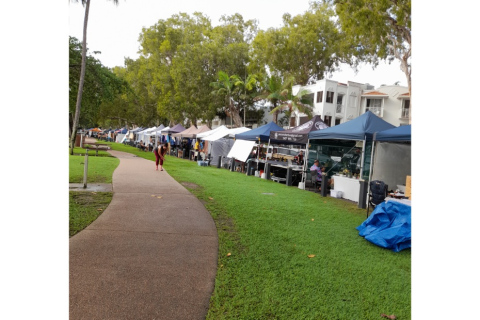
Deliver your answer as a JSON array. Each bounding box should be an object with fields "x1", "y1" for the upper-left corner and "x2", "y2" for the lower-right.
[
  {"x1": 269, "y1": 115, "x2": 329, "y2": 145},
  {"x1": 235, "y1": 121, "x2": 284, "y2": 142},
  {"x1": 162, "y1": 123, "x2": 186, "y2": 134}
]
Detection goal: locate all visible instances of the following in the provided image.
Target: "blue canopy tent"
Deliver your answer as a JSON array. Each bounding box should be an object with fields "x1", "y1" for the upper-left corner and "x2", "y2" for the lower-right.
[
  {"x1": 308, "y1": 111, "x2": 395, "y2": 141},
  {"x1": 374, "y1": 124, "x2": 411, "y2": 142},
  {"x1": 308, "y1": 111, "x2": 395, "y2": 180},
  {"x1": 235, "y1": 121, "x2": 284, "y2": 142},
  {"x1": 369, "y1": 124, "x2": 412, "y2": 195}
]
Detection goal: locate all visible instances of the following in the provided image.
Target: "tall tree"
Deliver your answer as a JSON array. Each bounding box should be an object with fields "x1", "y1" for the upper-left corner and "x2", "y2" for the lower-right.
[
  {"x1": 250, "y1": 2, "x2": 343, "y2": 86},
  {"x1": 69, "y1": 36, "x2": 125, "y2": 130},
  {"x1": 333, "y1": 0, "x2": 411, "y2": 119},
  {"x1": 138, "y1": 12, "x2": 257, "y2": 127},
  {"x1": 69, "y1": 0, "x2": 119, "y2": 155}
]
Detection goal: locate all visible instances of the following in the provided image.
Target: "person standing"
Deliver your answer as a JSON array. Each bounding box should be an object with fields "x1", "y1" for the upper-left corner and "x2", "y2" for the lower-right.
[
  {"x1": 158, "y1": 143, "x2": 167, "y2": 171},
  {"x1": 310, "y1": 160, "x2": 323, "y2": 187},
  {"x1": 153, "y1": 143, "x2": 161, "y2": 170},
  {"x1": 296, "y1": 150, "x2": 304, "y2": 165},
  {"x1": 194, "y1": 139, "x2": 200, "y2": 161},
  {"x1": 154, "y1": 143, "x2": 167, "y2": 171}
]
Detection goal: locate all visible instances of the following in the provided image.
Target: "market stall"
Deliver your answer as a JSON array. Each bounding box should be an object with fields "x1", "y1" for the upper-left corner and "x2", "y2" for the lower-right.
[
  {"x1": 235, "y1": 121, "x2": 284, "y2": 174},
  {"x1": 370, "y1": 125, "x2": 411, "y2": 196},
  {"x1": 308, "y1": 111, "x2": 396, "y2": 203},
  {"x1": 268, "y1": 115, "x2": 329, "y2": 187},
  {"x1": 201, "y1": 127, "x2": 251, "y2": 167}
]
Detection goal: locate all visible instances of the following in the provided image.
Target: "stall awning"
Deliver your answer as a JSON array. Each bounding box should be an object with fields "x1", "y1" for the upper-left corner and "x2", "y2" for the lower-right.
[{"x1": 227, "y1": 140, "x2": 256, "y2": 162}]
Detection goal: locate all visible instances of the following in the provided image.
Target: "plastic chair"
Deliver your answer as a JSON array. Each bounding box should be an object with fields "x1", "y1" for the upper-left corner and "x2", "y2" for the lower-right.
[{"x1": 366, "y1": 180, "x2": 388, "y2": 216}]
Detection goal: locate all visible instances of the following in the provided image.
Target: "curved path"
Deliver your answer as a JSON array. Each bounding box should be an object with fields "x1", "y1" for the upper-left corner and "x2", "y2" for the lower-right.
[{"x1": 70, "y1": 150, "x2": 218, "y2": 319}]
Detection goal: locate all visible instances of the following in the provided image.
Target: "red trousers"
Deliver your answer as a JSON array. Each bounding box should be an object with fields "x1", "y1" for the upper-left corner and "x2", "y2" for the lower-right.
[{"x1": 155, "y1": 150, "x2": 164, "y2": 166}]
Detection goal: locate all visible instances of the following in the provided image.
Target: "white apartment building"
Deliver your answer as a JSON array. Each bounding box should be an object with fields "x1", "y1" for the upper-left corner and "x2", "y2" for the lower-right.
[
  {"x1": 292, "y1": 79, "x2": 410, "y2": 127},
  {"x1": 198, "y1": 79, "x2": 411, "y2": 129}
]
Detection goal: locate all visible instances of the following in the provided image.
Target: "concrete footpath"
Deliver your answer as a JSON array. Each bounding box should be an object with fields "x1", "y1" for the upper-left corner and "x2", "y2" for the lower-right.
[{"x1": 70, "y1": 149, "x2": 218, "y2": 319}]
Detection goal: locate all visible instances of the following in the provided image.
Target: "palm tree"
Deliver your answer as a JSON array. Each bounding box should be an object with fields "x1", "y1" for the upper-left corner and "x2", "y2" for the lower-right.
[
  {"x1": 256, "y1": 75, "x2": 291, "y2": 124},
  {"x1": 210, "y1": 71, "x2": 243, "y2": 127},
  {"x1": 231, "y1": 73, "x2": 259, "y2": 126},
  {"x1": 270, "y1": 87, "x2": 314, "y2": 127},
  {"x1": 69, "y1": 0, "x2": 119, "y2": 155}
]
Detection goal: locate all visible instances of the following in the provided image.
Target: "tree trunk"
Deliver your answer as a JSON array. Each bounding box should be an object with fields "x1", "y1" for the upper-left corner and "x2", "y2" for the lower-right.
[
  {"x1": 272, "y1": 102, "x2": 279, "y2": 124},
  {"x1": 69, "y1": 0, "x2": 90, "y2": 154},
  {"x1": 229, "y1": 102, "x2": 243, "y2": 128}
]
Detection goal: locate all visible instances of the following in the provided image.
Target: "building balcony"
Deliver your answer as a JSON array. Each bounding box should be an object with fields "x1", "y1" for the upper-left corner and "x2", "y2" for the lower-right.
[
  {"x1": 336, "y1": 103, "x2": 343, "y2": 114},
  {"x1": 366, "y1": 106, "x2": 382, "y2": 117},
  {"x1": 401, "y1": 109, "x2": 410, "y2": 119}
]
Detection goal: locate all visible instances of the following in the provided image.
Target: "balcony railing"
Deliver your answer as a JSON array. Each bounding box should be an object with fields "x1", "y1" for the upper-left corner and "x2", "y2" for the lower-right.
[
  {"x1": 367, "y1": 106, "x2": 382, "y2": 116},
  {"x1": 336, "y1": 103, "x2": 343, "y2": 113},
  {"x1": 401, "y1": 108, "x2": 410, "y2": 118}
]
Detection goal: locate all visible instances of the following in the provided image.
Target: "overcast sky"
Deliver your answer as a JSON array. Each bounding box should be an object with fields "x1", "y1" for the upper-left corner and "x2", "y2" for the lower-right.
[{"x1": 68, "y1": 0, "x2": 407, "y2": 88}]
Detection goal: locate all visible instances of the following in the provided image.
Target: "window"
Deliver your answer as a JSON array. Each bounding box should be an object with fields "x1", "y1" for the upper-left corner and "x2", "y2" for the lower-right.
[
  {"x1": 316, "y1": 91, "x2": 323, "y2": 103},
  {"x1": 336, "y1": 94, "x2": 344, "y2": 113},
  {"x1": 366, "y1": 99, "x2": 382, "y2": 108},
  {"x1": 336, "y1": 94, "x2": 343, "y2": 105},
  {"x1": 326, "y1": 91, "x2": 334, "y2": 103},
  {"x1": 324, "y1": 115, "x2": 332, "y2": 127},
  {"x1": 366, "y1": 98, "x2": 382, "y2": 115},
  {"x1": 299, "y1": 116, "x2": 309, "y2": 125},
  {"x1": 306, "y1": 93, "x2": 314, "y2": 105},
  {"x1": 402, "y1": 99, "x2": 410, "y2": 118},
  {"x1": 335, "y1": 118, "x2": 342, "y2": 125}
]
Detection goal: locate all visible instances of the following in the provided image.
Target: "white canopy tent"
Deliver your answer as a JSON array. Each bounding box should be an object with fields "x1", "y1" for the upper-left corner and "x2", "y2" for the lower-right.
[
  {"x1": 227, "y1": 127, "x2": 251, "y2": 138},
  {"x1": 143, "y1": 125, "x2": 165, "y2": 145},
  {"x1": 143, "y1": 126, "x2": 160, "y2": 144},
  {"x1": 196, "y1": 125, "x2": 227, "y2": 140},
  {"x1": 136, "y1": 127, "x2": 156, "y2": 143},
  {"x1": 201, "y1": 127, "x2": 251, "y2": 166},
  {"x1": 201, "y1": 126, "x2": 232, "y2": 142}
]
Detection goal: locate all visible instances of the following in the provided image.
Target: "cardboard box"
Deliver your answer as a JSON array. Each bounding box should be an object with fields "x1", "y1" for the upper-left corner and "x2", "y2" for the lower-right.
[{"x1": 405, "y1": 176, "x2": 411, "y2": 200}]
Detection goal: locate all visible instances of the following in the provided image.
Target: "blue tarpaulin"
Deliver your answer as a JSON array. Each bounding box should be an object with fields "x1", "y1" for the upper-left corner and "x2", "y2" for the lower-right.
[{"x1": 356, "y1": 200, "x2": 411, "y2": 252}]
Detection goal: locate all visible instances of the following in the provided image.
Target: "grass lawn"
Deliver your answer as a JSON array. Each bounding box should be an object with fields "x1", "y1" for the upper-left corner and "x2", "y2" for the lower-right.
[
  {"x1": 69, "y1": 191, "x2": 113, "y2": 237},
  {"x1": 73, "y1": 141, "x2": 410, "y2": 319},
  {"x1": 69, "y1": 150, "x2": 119, "y2": 183},
  {"x1": 69, "y1": 147, "x2": 119, "y2": 236}
]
